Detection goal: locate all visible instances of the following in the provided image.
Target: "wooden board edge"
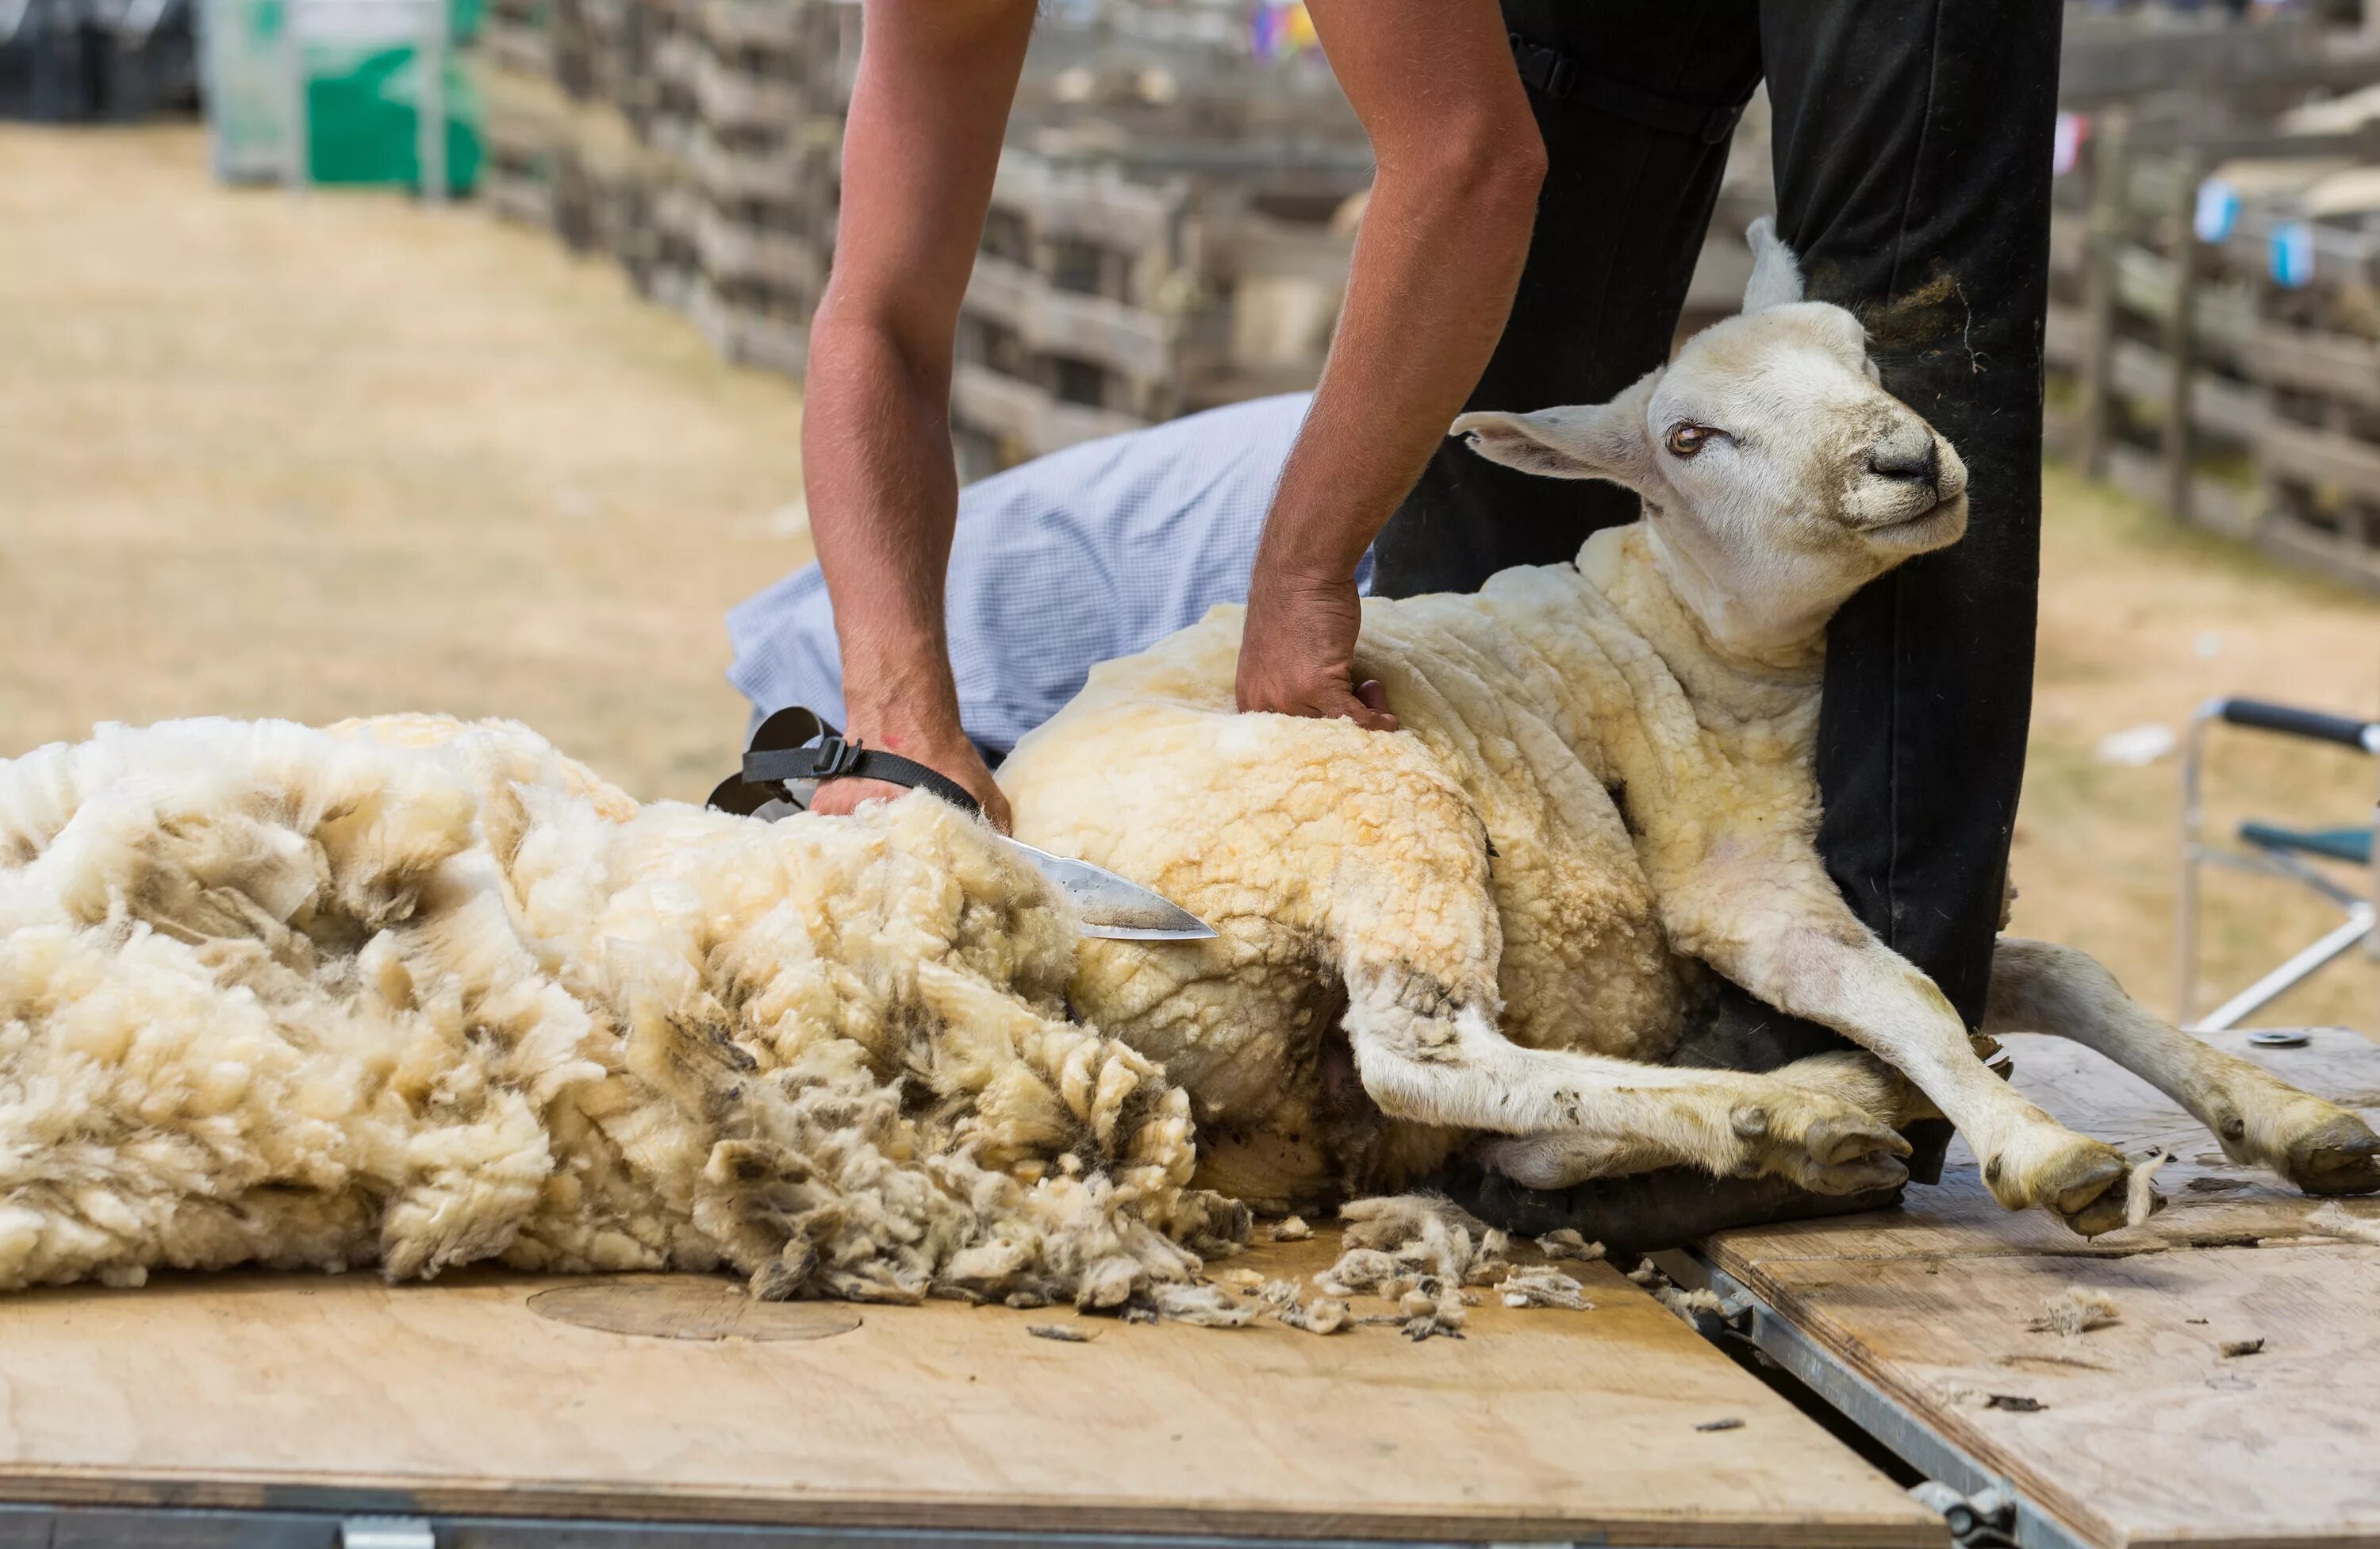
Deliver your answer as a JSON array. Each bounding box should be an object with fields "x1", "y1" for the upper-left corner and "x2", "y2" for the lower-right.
[
  {"x1": 1703, "y1": 1251, "x2": 2130, "y2": 1549},
  {"x1": 0, "y1": 1466, "x2": 1948, "y2": 1548}
]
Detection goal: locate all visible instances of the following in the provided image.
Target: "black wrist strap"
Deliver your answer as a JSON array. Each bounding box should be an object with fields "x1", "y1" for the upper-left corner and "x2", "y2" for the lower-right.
[
  {"x1": 707, "y1": 705, "x2": 983, "y2": 820},
  {"x1": 740, "y1": 743, "x2": 983, "y2": 815}
]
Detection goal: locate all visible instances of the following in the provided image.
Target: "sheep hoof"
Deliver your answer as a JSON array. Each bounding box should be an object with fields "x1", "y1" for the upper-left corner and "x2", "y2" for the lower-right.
[
  {"x1": 1802, "y1": 1113, "x2": 1908, "y2": 1168},
  {"x1": 2061, "y1": 1185, "x2": 2139, "y2": 1238},
  {"x1": 2282, "y1": 1109, "x2": 2380, "y2": 1197},
  {"x1": 1988, "y1": 1132, "x2": 2129, "y2": 1234},
  {"x1": 1803, "y1": 1155, "x2": 1914, "y2": 1197},
  {"x1": 1766, "y1": 1105, "x2": 1912, "y2": 1197}
]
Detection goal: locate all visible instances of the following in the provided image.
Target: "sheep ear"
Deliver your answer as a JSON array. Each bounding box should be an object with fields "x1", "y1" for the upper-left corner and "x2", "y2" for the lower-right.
[
  {"x1": 1449, "y1": 372, "x2": 1660, "y2": 489},
  {"x1": 1742, "y1": 216, "x2": 1805, "y2": 312}
]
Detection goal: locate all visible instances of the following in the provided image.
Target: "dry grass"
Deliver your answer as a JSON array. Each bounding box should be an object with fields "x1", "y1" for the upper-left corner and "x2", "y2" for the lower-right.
[
  {"x1": 0, "y1": 124, "x2": 810, "y2": 804},
  {"x1": 2017, "y1": 468, "x2": 2379, "y2": 1029},
  {"x1": 3, "y1": 125, "x2": 2374, "y2": 1032}
]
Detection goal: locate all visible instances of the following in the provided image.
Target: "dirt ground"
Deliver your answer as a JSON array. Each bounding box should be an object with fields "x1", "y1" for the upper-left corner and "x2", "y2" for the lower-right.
[
  {"x1": 2017, "y1": 479, "x2": 2379, "y2": 1029},
  {"x1": 0, "y1": 125, "x2": 805, "y2": 804},
  {"x1": 4, "y1": 124, "x2": 2375, "y2": 1032}
]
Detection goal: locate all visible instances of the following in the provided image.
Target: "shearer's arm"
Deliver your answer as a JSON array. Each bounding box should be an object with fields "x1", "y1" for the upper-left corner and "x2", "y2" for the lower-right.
[
  {"x1": 802, "y1": 0, "x2": 1035, "y2": 828},
  {"x1": 1234, "y1": 0, "x2": 1544, "y2": 730}
]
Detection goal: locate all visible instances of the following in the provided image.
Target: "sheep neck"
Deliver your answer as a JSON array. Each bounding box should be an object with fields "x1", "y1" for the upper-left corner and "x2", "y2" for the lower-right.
[
  {"x1": 1625, "y1": 513, "x2": 1837, "y2": 675},
  {"x1": 1576, "y1": 526, "x2": 1825, "y2": 729}
]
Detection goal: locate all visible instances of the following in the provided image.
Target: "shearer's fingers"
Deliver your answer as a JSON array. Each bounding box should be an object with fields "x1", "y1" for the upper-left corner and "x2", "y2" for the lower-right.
[{"x1": 806, "y1": 777, "x2": 914, "y2": 817}]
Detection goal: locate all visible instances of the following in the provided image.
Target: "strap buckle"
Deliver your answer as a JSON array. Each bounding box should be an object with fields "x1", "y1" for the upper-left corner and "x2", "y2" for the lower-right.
[
  {"x1": 739, "y1": 735, "x2": 863, "y2": 787},
  {"x1": 804, "y1": 733, "x2": 864, "y2": 781}
]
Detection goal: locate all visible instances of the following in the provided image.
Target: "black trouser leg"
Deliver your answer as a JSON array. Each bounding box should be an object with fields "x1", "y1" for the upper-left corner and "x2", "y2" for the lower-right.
[
  {"x1": 1669, "y1": 2, "x2": 2063, "y2": 1146},
  {"x1": 1368, "y1": 0, "x2": 1761, "y2": 598},
  {"x1": 1415, "y1": 4, "x2": 2062, "y2": 1247},
  {"x1": 1768, "y1": 0, "x2": 2063, "y2": 1031}
]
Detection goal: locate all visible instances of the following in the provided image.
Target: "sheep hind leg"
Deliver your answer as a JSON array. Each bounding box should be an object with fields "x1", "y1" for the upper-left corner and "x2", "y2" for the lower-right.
[
  {"x1": 1344, "y1": 970, "x2": 1911, "y2": 1195},
  {"x1": 1987, "y1": 938, "x2": 2380, "y2": 1197}
]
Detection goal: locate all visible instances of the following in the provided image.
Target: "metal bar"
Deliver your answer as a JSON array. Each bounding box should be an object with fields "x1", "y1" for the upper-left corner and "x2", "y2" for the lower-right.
[
  {"x1": 0, "y1": 1503, "x2": 1576, "y2": 1549},
  {"x1": 2195, "y1": 846, "x2": 2351, "y2": 889},
  {"x1": 2244, "y1": 844, "x2": 2369, "y2": 911},
  {"x1": 1667, "y1": 1255, "x2": 2100, "y2": 1549},
  {"x1": 2190, "y1": 906, "x2": 2376, "y2": 1032},
  {"x1": 283, "y1": 0, "x2": 309, "y2": 194},
  {"x1": 2369, "y1": 783, "x2": 2379, "y2": 975},
  {"x1": 416, "y1": 0, "x2": 445, "y2": 202},
  {"x1": 2176, "y1": 701, "x2": 2217, "y2": 1023}
]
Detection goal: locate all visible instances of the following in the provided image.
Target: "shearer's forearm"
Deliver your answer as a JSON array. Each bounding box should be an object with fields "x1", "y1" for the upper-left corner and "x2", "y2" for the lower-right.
[
  {"x1": 1254, "y1": 163, "x2": 1541, "y2": 586},
  {"x1": 798, "y1": 0, "x2": 1032, "y2": 764},
  {"x1": 1254, "y1": 0, "x2": 1544, "y2": 589},
  {"x1": 804, "y1": 312, "x2": 965, "y2": 744}
]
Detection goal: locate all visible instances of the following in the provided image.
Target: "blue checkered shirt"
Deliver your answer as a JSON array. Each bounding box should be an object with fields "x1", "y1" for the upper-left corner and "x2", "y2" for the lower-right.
[{"x1": 728, "y1": 391, "x2": 1372, "y2": 759}]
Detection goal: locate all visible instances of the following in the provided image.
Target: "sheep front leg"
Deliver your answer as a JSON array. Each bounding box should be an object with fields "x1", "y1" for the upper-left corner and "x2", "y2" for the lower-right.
[
  {"x1": 1713, "y1": 918, "x2": 2136, "y2": 1233},
  {"x1": 1341, "y1": 969, "x2": 1911, "y2": 1195},
  {"x1": 1988, "y1": 939, "x2": 2380, "y2": 1197}
]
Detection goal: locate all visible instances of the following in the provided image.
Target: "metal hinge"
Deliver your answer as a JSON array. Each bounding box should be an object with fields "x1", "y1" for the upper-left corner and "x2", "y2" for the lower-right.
[
  {"x1": 1911, "y1": 1480, "x2": 2020, "y2": 1548},
  {"x1": 340, "y1": 1516, "x2": 436, "y2": 1549}
]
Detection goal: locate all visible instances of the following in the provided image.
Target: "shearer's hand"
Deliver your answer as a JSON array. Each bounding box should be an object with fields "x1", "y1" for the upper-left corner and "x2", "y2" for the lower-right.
[
  {"x1": 808, "y1": 717, "x2": 1012, "y2": 832},
  {"x1": 1236, "y1": 569, "x2": 1399, "y2": 732}
]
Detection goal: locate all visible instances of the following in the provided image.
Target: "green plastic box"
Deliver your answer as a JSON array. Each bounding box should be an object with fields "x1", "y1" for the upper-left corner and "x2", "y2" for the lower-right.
[{"x1": 203, "y1": 0, "x2": 482, "y2": 191}]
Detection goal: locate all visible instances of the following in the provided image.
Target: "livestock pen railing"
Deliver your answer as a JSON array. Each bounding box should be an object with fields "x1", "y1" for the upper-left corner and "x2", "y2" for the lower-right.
[
  {"x1": 2049, "y1": 9, "x2": 2380, "y2": 593},
  {"x1": 468, "y1": 0, "x2": 1384, "y2": 475}
]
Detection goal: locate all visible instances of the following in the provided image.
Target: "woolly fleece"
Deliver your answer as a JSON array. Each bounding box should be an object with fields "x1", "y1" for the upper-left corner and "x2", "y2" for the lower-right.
[{"x1": 0, "y1": 716, "x2": 1243, "y2": 1300}]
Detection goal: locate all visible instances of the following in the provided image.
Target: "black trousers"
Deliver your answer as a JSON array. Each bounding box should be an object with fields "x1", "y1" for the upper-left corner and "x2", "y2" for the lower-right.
[{"x1": 1389, "y1": 0, "x2": 2064, "y2": 1243}]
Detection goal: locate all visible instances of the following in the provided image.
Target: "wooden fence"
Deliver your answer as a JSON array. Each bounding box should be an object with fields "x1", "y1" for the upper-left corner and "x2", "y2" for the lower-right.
[
  {"x1": 2048, "y1": 14, "x2": 2380, "y2": 591},
  {"x1": 470, "y1": 0, "x2": 1388, "y2": 476}
]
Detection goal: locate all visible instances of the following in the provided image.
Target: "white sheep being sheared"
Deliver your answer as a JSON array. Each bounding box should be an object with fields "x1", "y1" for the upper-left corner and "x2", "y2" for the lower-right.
[
  {"x1": 3, "y1": 224, "x2": 2374, "y2": 1304},
  {"x1": 996, "y1": 221, "x2": 2380, "y2": 1234},
  {"x1": 0, "y1": 715, "x2": 1242, "y2": 1303}
]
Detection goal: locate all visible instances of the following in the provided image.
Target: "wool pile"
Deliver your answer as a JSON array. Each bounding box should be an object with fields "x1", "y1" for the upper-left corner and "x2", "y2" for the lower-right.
[{"x1": 0, "y1": 716, "x2": 1245, "y2": 1305}]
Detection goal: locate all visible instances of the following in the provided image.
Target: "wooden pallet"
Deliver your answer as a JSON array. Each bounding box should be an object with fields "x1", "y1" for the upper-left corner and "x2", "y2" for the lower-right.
[
  {"x1": 1686, "y1": 1027, "x2": 2380, "y2": 1549},
  {"x1": 0, "y1": 1233, "x2": 1937, "y2": 1546},
  {"x1": 2045, "y1": 121, "x2": 2380, "y2": 594}
]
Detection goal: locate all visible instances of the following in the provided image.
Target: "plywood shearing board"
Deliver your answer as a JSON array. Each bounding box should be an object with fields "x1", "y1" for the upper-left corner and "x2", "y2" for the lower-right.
[
  {"x1": 1698, "y1": 1027, "x2": 2380, "y2": 1549},
  {"x1": 0, "y1": 1233, "x2": 1941, "y2": 1545}
]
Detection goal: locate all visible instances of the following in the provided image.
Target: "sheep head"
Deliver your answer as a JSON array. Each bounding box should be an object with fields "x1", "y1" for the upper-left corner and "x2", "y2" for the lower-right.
[{"x1": 1449, "y1": 218, "x2": 1969, "y2": 656}]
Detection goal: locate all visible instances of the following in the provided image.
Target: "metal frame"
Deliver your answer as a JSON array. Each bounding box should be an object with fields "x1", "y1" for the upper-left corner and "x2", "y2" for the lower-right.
[
  {"x1": 1655, "y1": 1252, "x2": 2093, "y2": 1549},
  {"x1": 2175, "y1": 697, "x2": 2380, "y2": 1031},
  {"x1": 0, "y1": 1504, "x2": 1718, "y2": 1549}
]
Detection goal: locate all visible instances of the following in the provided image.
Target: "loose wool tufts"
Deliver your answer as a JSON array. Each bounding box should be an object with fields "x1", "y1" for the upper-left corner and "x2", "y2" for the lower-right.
[
  {"x1": 2029, "y1": 1287, "x2": 2121, "y2": 1338},
  {"x1": 0, "y1": 717, "x2": 1245, "y2": 1305}
]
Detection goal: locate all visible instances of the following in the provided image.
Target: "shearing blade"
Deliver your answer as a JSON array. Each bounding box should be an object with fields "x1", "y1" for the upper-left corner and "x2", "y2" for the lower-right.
[{"x1": 992, "y1": 836, "x2": 1218, "y2": 940}]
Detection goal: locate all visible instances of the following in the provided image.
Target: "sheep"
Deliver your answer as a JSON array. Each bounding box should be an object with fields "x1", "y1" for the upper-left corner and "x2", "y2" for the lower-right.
[
  {"x1": 997, "y1": 221, "x2": 2380, "y2": 1234},
  {"x1": 0, "y1": 715, "x2": 1243, "y2": 1301},
  {"x1": 2, "y1": 225, "x2": 2370, "y2": 1305}
]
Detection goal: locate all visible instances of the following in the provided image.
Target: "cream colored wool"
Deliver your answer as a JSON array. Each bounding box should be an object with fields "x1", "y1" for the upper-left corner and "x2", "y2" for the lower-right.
[
  {"x1": 995, "y1": 226, "x2": 2380, "y2": 1231},
  {"x1": 0, "y1": 716, "x2": 1241, "y2": 1301},
  {"x1": 1002, "y1": 527, "x2": 1935, "y2": 1209},
  {"x1": 2029, "y1": 1287, "x2": 2121, "y2": 1338},
  {"x1": 11, "y1": 231, "x2": 2374, "y2": 1292}
]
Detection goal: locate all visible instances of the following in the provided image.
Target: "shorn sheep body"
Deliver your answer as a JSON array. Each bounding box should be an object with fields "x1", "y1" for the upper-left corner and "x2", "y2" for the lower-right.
[
  {"x1": 2, "y1": 223, "x2": 2374, "y2": 1301},
  {"x1": 1001, "y1": 223, "x2": 2380, "y2": 1231}
]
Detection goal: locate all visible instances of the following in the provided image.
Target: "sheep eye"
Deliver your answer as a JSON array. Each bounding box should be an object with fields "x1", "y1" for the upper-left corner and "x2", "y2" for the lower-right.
[{"x1": 1664, "y1": 422, "x2": 1711, "y2": 458}]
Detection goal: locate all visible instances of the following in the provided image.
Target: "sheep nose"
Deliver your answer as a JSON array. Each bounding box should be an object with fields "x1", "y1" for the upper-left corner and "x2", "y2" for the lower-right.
[{"x1": 1868, "y1": 435, "x2": 1940, "y2": 490}]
